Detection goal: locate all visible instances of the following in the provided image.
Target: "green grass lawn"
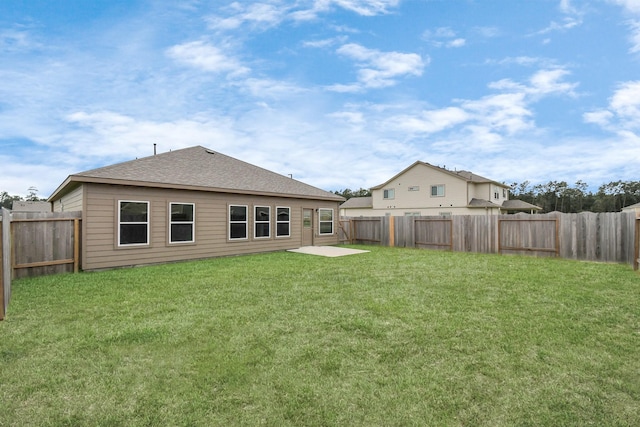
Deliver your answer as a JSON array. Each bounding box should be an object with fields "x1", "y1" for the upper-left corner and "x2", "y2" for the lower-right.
[{"x1": 1, "y1": 246, "x2": 639, "y2": 426}]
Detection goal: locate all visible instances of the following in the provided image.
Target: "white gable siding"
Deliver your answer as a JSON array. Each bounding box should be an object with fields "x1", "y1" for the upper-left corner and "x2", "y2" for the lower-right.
[{"x1": 372, "y1": 164, "x2": 468, "y2": 210}]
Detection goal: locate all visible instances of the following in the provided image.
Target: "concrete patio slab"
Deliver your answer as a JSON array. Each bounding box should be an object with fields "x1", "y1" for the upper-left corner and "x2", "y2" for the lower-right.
[{"x1": 287, "y1": 246, "x2": 370, "y2": 258}]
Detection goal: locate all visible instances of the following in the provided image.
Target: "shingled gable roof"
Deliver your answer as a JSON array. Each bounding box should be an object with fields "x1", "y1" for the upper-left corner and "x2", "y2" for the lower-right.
[
  {"x1": 370, "y1": 161, "x2": 507, "y2": 190},
  {"x1": 339, "y1": 196, "x2": 373, "y2": 209},
  {"x1": 49, "y1": 145, "x2": 344, "y2": 202}
]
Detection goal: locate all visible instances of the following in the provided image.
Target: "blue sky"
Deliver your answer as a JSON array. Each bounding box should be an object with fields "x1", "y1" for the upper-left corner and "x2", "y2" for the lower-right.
[{"x1": 1, "y1": 0, "x2": 639, "y2": 198}]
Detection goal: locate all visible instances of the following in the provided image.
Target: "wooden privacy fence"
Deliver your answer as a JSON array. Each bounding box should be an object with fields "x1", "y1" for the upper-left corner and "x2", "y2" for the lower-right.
[
  {"x1": 339, "y1": 212, "x2": 639, "y2": 267},
  {"x1": 0, "y1": 209, "x2": 82, "y2": 320}
]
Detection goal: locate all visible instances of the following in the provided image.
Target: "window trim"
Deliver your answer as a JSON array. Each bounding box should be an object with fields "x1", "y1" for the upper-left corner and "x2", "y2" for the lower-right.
[
  {"x1": 430, "y1": 184, "x2": 445, "y2": 197},
  {"x1": 117, "y1": 200, "x2": 150, "y2": 247},
  {"x1": 228, "y1": 204, "x2": 248, "y2": 241},
  {"x1": 254, "y1": 205, "x2": 271, "y2": 239},
  {"x1": 318, "y1": 208, "x2": 334, "y2": 235},
  {"x1": 276, "y1": 206, "x2": 291, "y2": 238},
  {"x1": 169, "y1": 202, "x2": 195, "y2": 244}
]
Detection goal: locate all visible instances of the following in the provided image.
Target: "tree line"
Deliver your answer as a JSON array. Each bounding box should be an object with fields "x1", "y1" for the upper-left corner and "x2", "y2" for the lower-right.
[
  {"x1": 4, "y1": 180, "x2": 638, "y2": 213},
  {"x1": 333, "y1": 188, "x2": 372, "y2": 200},
  {"x1": 335, "y1": 180, "x2": 640, "y2": 213},
  {"x1": 510, "y1": 180, "x2": 640, "y2": 213},
  {"x1": 0, "y1": 187, "x2": 42, "y2": 209}
]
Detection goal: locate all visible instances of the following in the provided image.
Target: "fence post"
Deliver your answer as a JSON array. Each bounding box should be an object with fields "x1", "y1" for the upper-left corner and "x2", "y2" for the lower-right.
[
  {"x1": 1, "y1": 208, "x2": 11, "y2": 320},
  {"x1": 0, "y1": 211, "x2": 3, "y2": 320},
  {"x1": 74, "y1": 218, "x2": 80, "y2": 273},
  {"x1": 634, "y1": 218, "x2": 639, "y2": 271},
  {"x1": 389, "y1": 216, "x2": 395, "y2": 247}
]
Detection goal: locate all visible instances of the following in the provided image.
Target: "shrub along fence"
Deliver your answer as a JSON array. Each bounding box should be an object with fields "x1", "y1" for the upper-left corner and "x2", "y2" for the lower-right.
[
  {"x1": 0, "y1": 209, "x2": 82, "y2": 320},
  {"x1": 339, "y1": 212, "x2": 640, "y2": 268}
]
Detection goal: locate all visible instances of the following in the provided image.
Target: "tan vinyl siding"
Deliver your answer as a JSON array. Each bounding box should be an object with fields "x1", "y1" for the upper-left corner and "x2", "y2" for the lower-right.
[
  {"x1": 53, "y1": 184, "x2": 84, "y2": 212},
  {"x1": 372, "y1": 163, "x2": 469, "y2": 210},
  {"x1": 82, "y1": 183, "x2": 340, "y2": 270}
]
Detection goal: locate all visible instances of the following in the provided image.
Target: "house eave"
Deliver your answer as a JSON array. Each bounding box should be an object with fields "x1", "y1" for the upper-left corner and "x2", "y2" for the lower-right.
[
  {"x1": 370, "y1": 161, "x2": 509, "y2": 190},
  {"x1": 50, "y1": 175, "x2": 344, "y2": 202}
]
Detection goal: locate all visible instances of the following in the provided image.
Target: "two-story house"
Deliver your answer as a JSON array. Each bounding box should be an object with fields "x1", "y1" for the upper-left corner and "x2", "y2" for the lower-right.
[{"x1": 340, "y1": 161, "x2": 540, "y2": 217}]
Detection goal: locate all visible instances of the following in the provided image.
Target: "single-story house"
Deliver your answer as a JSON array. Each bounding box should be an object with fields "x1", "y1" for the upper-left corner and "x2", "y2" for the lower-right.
[
  {"x1": 48, "y1": 146, "x2": 344, "y2": 270},
  {"x1": 340, "y1": 161, "x2": 541, "y2": 217}
]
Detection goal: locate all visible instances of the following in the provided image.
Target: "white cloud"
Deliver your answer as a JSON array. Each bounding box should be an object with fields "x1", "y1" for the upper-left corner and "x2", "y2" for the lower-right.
[
  {"x1": 489, "y1": 56, "x2": 557, "y2": 67},
  {"x1": 64, "y1": 111, "x2": 242, "y2": 159},
  {"x1": 585, "y1": 80, "x2": 640, "y2": 132},
  {"x1": 609, "y1": 0, "x2": 640, "y2": 14},
  {"x1": 489, "y1": 68, "x2": 577, "y2": 98},
  {"x1": 381, "y1": 68, "x2": 577, "y2": 149},
  {"x1": 461, "y1": 92, "x2": 533, "y2": 135},
  {"x1": 528, "y1": 68, "x2": 578, "y2": 96},
  {"x1": 535, "y1": 17, "x2": 581, "y2": 35},
  {"x1": 423, "y1": 27, "x2": 466, "y2": 48},
  {"x1": 302, "y1": 36, "x2": 348, "y2": 48},
  {"x1": 473, "y1": 26, "x2": 500, "y2": 38},
  {"x1": 0, "y1": 29, "x2": 40, "y2": 52},
  {"x1": 583, "y1": 110, "x2": 614, "y2": 127},
  {"x1": 332, "y1": 0, "x2": 400, "y2": 16},
  {"x1": 236, "y1": 77, "x2": 309, "y2": 98},
  {"x1": 334, "y1": 43, "x2": 426, "y2": 89},
  {"x1": 327, "y1": 111, "x2": 366, "y2": 127},
  {"x1": 608, "y1": 1, "x2": 640, "y2": 52},
  {"x1": 626, "y1": 20, "x2": 640, "y2": 52},
  {"x1": 559, "y1": 0, "x2": 576, "y2": 14},
  {"x1": 533, "y1": 0, "x2": 584, "y2": 36},
  {"x1": 609, "y1": 80, "x2": 640, "y2": 125},
  {"x1": 166, "y1": 40, "x2": 250, "y2": 75},
  {"x1": 207, "y1": 2, "x2": 286, "y2": 31},
  {"x1": 324, "y1": 82, "x2": 363, "y2": 93},
  {"x1": 208, "y1": 0, "x2": 399, "y2": 28},
  {"x1": 385, "y1": 107, "x2": 470, "y2": 134}
]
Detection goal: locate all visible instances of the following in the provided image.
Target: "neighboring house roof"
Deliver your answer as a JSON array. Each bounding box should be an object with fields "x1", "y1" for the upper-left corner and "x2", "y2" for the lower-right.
[
  {"x1": 467, "y1": 198, "x2": 501, "y2": 208},
  {"x1": 622, "y1": 202, "x2": 640, "y2": 211},
  {"x1": 370, "y1": 161, "x2": 508, "y2": 190},
  {"x1": 501, "y1": 199, "x2": 542, "y2": 211},
  {"x1": 340, "y1": 196, "x2": 373, "y2": 209},
  {"x1": 49, "y1": 145, "x2": 344, "y2": 202}
]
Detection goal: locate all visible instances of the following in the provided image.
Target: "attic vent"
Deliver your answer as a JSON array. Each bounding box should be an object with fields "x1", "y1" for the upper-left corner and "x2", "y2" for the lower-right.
[{"x1": 206, "y1": 149, "x2": 216, "y2": 155}]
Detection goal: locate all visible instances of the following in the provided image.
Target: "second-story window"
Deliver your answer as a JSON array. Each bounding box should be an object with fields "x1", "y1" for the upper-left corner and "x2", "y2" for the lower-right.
[{"x1": 431, "y1": 185, "x2": 445, "y2": 197}]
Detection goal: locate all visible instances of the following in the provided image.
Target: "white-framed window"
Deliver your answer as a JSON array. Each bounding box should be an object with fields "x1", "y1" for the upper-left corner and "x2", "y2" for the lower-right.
[
  {"x1": 431, "y1": 185, "x2": 445, "y2": 197},
  {"x1": 254, "y1": 206, "x2": 271, "y2": 239},
  {"x1": 229, "y1": 205, "x2": 248, "y2": 240},
  {"x1": 319, "y1": 208, "x2": 334, "y2": 235},
  {"x1": 503, "y1": 188, "x2": 508, "y2": 198},
  {"x1": 383, "y1": 189, "x2": 395, "y2": 199},
  {"x1": 169, "y1": 202, "x2": 195, "y2": 243},
  {"x1": 408, "y1": 186, "x2": 420, "y2": 192},
  {"x1": 276, "y1": 207, "x2": 290, "y2": 237},
  {"x1": 404, "y1": 212, "x2": 420, "y2": 216},
  {"x1": 118, "y1": 200, "x2": 149, "y2": 246}
]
